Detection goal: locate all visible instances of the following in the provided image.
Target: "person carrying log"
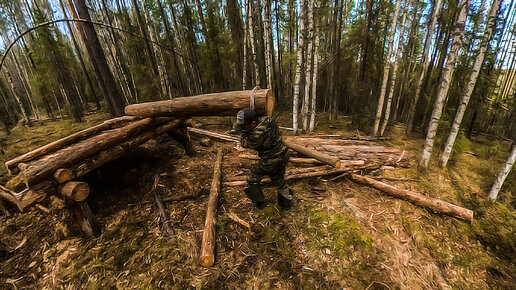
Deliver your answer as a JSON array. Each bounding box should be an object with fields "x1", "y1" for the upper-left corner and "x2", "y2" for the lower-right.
[{"x1": 233, "y1": 108, "x2": 293, "y2": 210}]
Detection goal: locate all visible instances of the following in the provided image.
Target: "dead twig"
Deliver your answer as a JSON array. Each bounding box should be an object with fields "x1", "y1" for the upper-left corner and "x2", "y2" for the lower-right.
[{"x1": 227, "y1": 212, "x2": 251, "y2": 230}]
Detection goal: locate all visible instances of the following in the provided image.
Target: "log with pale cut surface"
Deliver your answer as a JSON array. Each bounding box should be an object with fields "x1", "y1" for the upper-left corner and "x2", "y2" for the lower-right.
[
  {"x1": 238, "y1": 153, "x2": 365, "y2": 166},
  {"x1": 125, "y1": 89, "x2": 274, "y2": 117},
  {"x1": 60, "y1": 181, "x2": 90, "y2": 202},
  {"x1": 349, "y1": 174, "x2": 473, "y2": 221},
  {"x1": 52, "y1": 119, "x2": 183, "y2": 184},
  {"x1": 5, "y1": 116, "x2": 139, "y2": 175},
  {"x1": 20, "y1": 117, "x2": 175, "y2": 186},
  {"x1": 200, "y1": 148, "x2": 223, "y2": 267},
  {"x1": 284, "y1": 140, "x2": 341, "y2": 168}
]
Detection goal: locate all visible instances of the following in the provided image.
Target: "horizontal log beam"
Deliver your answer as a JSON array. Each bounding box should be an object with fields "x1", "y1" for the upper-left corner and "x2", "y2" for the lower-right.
[
  {"x1": 125, "y1": 89, "x2": 274, "y2": 117},
  {"x1": 5, "y1": 116, "x2": 139, "y2": 175}
]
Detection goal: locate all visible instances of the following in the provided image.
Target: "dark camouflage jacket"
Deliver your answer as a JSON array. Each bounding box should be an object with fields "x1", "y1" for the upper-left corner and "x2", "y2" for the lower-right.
[{"x1": 241, "y1": 117, "x2": 287, "y2": 159}]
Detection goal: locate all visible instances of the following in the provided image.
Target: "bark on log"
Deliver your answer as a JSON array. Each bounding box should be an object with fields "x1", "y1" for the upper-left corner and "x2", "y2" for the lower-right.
[
  {"x1": 200, "y1": 148, "x2": 223, "y2": 267},
  {"x1": 66, "y1": 198, "x2": 97, "y2": 238},
  {"x1": 52, "y1": 119, "x2": 182, "y2": 184},
  {"x1": 187, "y1": 127, "x2": 240, "y2": 142},
  {"x1": 224, "y1": 163, "x2": 379, "y2": 186},
  {"x1": 284, "y1": 140, "x2": 341, "y2": 168},
  {"x1": 61, "y1": 181, "x2": 90, "y2": 202},
  {"x1": 349, "y1": 174, "x2": 473, "y2": 221},
  {"x1": 125, "y1": 89, "x2": 274, "y2": 117},
  {"x1": 21, "y1": 117, "x2": 173, "y2": 186},
  {"x1": 5, "y1": 116, "x2": 138, "y2": 175},
  {"x1": 0, "y1": 182, "x2": 51, "y2": 212},
  {"x1": 167, "y1": 124, "x2": 196, "y2": 156},
  {"x1": 153, "y1": 184, "x2": 174, "y2": 237},
  {"x1": 238, "y1": 153, "x2": 364, "y2": 167}
]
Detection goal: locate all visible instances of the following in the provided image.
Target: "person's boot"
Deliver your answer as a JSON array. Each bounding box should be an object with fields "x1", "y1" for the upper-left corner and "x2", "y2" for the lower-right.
[
  {"x1": 244, "y1": 185, "x2": 266, "y2": 209},
  {"x1": 277, "y1": 187, "x2": 293, "y2": 210}
]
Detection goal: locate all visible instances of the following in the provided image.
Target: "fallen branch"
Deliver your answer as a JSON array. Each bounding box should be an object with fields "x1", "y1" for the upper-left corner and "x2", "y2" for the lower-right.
[
  {"x1": 153, "y1": 177, "x2": 174, "y2": 237},
  {"x1": 200, "y1": 148, "x2": 224, "y2": 267},
  {"x1": 349, "y1": 174, "x2": 473, "y2": 222},
  {"x1": 227, "y1": 212, "x2": 251, "y2": 230}
]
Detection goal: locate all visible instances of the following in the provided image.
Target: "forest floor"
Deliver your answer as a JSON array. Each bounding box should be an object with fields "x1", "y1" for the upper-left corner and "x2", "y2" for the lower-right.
[{"x1": 0, "y1": 111, "x2": 515, "y2": 289}]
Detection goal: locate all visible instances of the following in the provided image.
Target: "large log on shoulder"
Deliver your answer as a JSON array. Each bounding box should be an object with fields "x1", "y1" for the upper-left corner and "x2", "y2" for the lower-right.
[
  {"x1": 20, "y1": 117, "x2": 173, "y2": 187},
  {"x1": 349, "y1": 174, "x2": 473, "y2": 221},
  {"x1": 53, "y1": 119, "x2": 183, "y2": 184},
  {"x1": 125, "y1": 89, "x2": 274, "y2": 117},
  {"x1": 5, "y1": 116, "x2": 138, "y2": 175},
  {"x1": 200, "y1": 148, "x2": 223, "y2": 267}
]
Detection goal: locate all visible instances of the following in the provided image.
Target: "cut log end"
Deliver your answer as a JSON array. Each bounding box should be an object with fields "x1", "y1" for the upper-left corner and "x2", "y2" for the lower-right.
[
  {"x1": 61, "y1": 181, "x2": 90, "y2": 202},
  {"x1": 199, "y1": 255, "x2": 214, "y2": 267},
  {"x1": 54, "y1": 168, "x2": 75, "y2": 184},
  {"x1": 334, "y1": 160, "x2": 341, "y2": 168}
]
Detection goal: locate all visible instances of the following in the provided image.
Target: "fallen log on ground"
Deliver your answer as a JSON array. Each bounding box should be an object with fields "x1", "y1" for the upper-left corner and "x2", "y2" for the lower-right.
[
  {"x1": 223, "y1": 163, "x2": 379, "y2": 187},
  {"x1": 284, "y1": 140, "x2": 341, "y2": 168},
  {"x1": 5, "y1": 116, "x2": 139, "y2": 175},
  {"x1": 60, "y1": 181, "x2": 90, "y2": 202},
  {"x1": 52, "y1": 119, "x2": 183, "y2": 184},
  {"x1": 0, "y1": 182, "x2": 52, "y2": 212},
  {"x1": 200, "y1": 148, "x2": 223, "y2": 267},
  {"x1": 349, "y1": 174, "x2": 474, "y2": 221},
  {"x1": 20, "y1": 117, "x2": 175, "y2": 186},
  {"x1": 125, "y1": 89, "x2": 274, "y2": 117},
  {"x1": 66, "y1": 198, "x2": 97, "y2": 238},
  {"x1": 153, "y1": 176, "x2": 174, "y2": 237},
  {"x1": 238, "y1": 153, "x2": 364, "y2": 166}
]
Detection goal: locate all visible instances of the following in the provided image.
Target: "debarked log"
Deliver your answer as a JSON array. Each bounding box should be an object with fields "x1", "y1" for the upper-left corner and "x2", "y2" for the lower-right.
[
  {"x1": 52, "y1": 119, "x2": 183, "y2": 184},
  {"x1": 5, "y1": 116, "x2": 139, "y2": 175},
  {"x1": 125, "y1": 89, "x2": 274, "y2": 117},
  {"x1": 238, "y1": 153, "x2": 364, "y2": 167},
  {"x1": 284, "y1": 140, "x2": 341, "y2": 168},
  {"x1": 349, "y1": 174, "x2": 473, "y2": 221},
  {"x1": 200, "y1": 148, "x2": 224, "y2": 267},
  {"x1": 21, "y1": 117, "x2": 174, "y2": 186}
]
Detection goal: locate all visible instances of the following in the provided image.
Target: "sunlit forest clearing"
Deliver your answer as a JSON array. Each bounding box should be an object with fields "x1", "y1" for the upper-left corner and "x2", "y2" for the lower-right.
[{"x1": 0, "y1": 0, "x2": 515, "y2": 288}]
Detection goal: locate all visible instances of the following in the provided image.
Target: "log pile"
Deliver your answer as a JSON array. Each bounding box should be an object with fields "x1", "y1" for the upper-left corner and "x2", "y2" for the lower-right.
[{"x1": 3, "y1": 115, "x2": 188, "y2": 236}]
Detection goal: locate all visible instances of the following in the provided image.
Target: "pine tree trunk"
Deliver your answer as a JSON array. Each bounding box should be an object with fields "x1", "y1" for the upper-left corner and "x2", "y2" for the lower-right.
[
  {"x1": 373, "y1": 0, "x2": 401, "y2": 136},
  {"x1": 441, "y1": 0, "x2": 502, "y2": 167},
  {"x1": 4, "y1": 70, "x2": 29, "y2": 123},
  {"x1": 406, "y1": 0, "x2": 443, "y2": 134},
  {"x1": 69, "y1": 0, "x2": 126, "y2": 117},
  {"x1": 379, "y1": 7, "x2": 408, "y2": 136},
  {"x1": 488, "y1": 142, "x2": 516, "y2": 200},
  {"x1": 243, "y1": 16, "x2": 248, "y2": 89},
  {"x1": 420, "y1": 0, "x2": 469, "y2": 167},
  {"x1": 247, "y1": 0, "x2": 260, "y2": 87},
  {"x1": 293, "y1": 0, "x2": 307, "y2": 133}
]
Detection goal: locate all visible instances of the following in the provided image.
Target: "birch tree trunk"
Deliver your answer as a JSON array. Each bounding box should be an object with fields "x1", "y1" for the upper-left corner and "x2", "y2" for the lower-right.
[
  {"x1": 302, "y1": 0, "x2": 315, "y2": 132},
  {"x1": 247, "y1": 0, "x2": 260, "y2": 87},
  {"x1": 373, "y1": 0, "x2": 402, "y2": 136},
  {"x1": 441, "y1": 0, "x2": 502, "y2": 167},
  {"x1": 488, "y1": 142, "x2": 516, "y2": 200},
  {"x1": 4, "y1": 70, "x2": 29, "y2": 123},
  {"x1": 420, "y1": 0, "x2": 469, "y2": 167},
  {"x1": 263, "y1": 0, "x2": 273, "y2": 89},
  {"x1": 379, "y1": 6, "x2": 407, "y2": 136},
  {"x1": 406, "y1": 0, "x2": 443, "y2": 134},
  {"x1": 293, "y1": 0, "x2": 307, "y2": 133},
  {"x1": 309, "y1": 13, "x2": 320, "y2": 132}
]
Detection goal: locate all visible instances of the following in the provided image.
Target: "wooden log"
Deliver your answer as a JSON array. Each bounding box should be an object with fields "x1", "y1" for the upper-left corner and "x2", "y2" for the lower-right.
[
  {"x1": 153, "y1": 178, "x2": 174, "y2": 237},
  {"x1": 5, "y1": 116, "x2": 139, "y2": 175},
  {"x1": 284, "y1": 140, "x2": 341, "y2": 168},
  {"x1": 125, "y1": 89, "x2": 274, "y2": 117},
  {"x1": 200, "y1": 148, "x2": 223, "y2": 267},
  {"x1": 60, "y1": 181, "x2": 90, "y2": 202},
  {"x1": 65, "y1": 198, "x2": 97, "y2": 238},
  {"x1": 349, "y1": 174, "x2": 473, "y2": 221},
  {"x1": 167, "y1": 124, "x2": 196, "y2": 156},
  {"x1": 238, "y1": 153, "x2": 365, "y2": 167},
  {"x1": 52, "y1": 119, "x2": 182, "y2": 184},
  {"x1": 0, "y1": 182, "x2": 51, "y2": 212},
  {"x1": 21, "y1": 117, "x2": 173, "y2": 186},
  {"x1": 187, "y1": 127, "x2": 240, "y2": 143}
]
